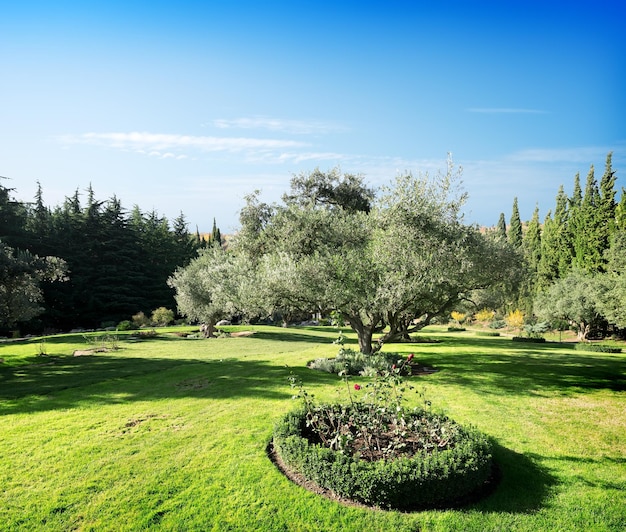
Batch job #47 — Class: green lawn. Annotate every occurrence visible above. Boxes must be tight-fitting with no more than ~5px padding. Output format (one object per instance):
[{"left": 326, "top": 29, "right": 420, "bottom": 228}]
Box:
[{"left": 1, "top": 326, "right": 625, "bottom": 531}]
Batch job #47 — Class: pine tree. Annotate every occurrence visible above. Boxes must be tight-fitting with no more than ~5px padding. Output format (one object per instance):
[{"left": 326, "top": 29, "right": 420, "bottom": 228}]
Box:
[{"left": 508, "top": 198, "right": 522, "bottom": 247}]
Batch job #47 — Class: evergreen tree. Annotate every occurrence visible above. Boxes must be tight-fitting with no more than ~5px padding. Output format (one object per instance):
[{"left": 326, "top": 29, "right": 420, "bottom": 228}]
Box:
[
  {"left": 211, "top": 217, "right": 222, "bottom": 247},
  {"left": 597, "top": 152, "right": 617, "bottom": 255},
  {"left": 508, "top": 198, "right": 522, "bottom": 247},
  {"left": 571, "top": 165, "right": 603, "bottom": 272},
  {"left": 495, "top": 212, "right": 507, "bottom": 240},
  {"left": 519, "top": 205, "right": 542, "bottom": 313}
]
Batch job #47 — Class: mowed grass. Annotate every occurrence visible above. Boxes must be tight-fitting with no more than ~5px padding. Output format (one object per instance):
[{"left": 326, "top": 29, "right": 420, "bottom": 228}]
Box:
[{"left": 1, "top": 326, "right": 625, "bottom": 531}]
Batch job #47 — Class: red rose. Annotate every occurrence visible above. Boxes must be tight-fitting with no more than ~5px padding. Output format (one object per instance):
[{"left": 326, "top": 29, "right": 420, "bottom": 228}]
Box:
[
  {"left": 354, "top": 384, "right": 361, "bottom": 390},
  {"left": 407, "top": 353, "right": 414, "bottom": 362}
]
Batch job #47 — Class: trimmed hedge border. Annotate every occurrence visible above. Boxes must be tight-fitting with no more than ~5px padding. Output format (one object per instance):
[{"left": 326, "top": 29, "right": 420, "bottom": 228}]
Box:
[
  {"left": 574, "top": 343, "right": 622, "bottom": 353},
  {"left": 476, "top": 331, "right": 500, "bottom": 337},
  {"left": 273, "top": 406, "right": 493, "bottom": 510},
  {"left": 447, "top": 327, "right": 466, "bottom": 332},
  {"left": 511, "top": 336, "right": 546, "bottom": 343}
]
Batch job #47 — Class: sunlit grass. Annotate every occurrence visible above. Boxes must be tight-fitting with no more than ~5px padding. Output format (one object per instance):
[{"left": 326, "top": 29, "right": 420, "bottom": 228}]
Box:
[{"left": 1, "top": 325, "right": 624, "bottom": 531}]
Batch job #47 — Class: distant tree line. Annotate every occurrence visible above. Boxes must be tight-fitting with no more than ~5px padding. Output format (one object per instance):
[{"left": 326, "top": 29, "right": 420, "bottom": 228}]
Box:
[
  {"left": 0, "top": 181, "right": 219, "bottom": 334},
  {"left": 492, "top": 152, "right": 625, "bottom": 339}
]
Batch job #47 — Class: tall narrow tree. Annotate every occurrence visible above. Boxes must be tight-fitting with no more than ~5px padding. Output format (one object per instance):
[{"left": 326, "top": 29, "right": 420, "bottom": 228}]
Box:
[{"left": 508, "top": 198, "right": 523, "bottom": 247}]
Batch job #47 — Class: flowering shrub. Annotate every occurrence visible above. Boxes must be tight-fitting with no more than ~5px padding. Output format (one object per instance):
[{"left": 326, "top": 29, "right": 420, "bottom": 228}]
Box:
[{"left": 275, "top": 349, "right": 494, "bottom": 509}]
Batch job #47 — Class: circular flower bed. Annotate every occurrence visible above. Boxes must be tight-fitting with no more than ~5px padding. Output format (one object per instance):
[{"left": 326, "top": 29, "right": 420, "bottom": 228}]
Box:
[{"left": 273, "top": 405, "right": 493, "bottom": 510}]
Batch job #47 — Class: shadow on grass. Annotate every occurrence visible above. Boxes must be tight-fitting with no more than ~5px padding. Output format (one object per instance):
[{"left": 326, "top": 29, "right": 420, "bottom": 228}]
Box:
[
  {"left": 412, "top": 336, "right": 626, "bottom": 396},
  {"left": 470, "top": 443, "right": 558, "bottom": 514},
  {"left": 0, "top": 353, "right": 335, "bottom": 416}
]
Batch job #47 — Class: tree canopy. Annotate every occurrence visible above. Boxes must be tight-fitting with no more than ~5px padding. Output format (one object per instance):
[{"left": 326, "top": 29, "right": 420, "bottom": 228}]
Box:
[{"left": 172, "top": 160, "right": 521, "bottom": 353}]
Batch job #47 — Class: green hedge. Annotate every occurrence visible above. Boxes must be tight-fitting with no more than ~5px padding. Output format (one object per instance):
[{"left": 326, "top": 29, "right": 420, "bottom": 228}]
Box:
[
  {"left": 574, "top": 343, "right": 622, "bottom": 353},
  {"left": 511, "top": 336, "right": 546, "bottom": 343},
  {"left": 476, "top": 331, "right": 500, "bottom": 337},
  {"left": 273, "top": 407, "right": 493, "bottom": 510}
]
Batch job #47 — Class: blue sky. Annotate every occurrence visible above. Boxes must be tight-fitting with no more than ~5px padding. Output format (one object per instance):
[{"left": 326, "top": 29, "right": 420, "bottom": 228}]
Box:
[{"left": 1, "top": 1, "right": 624, "bottom": 232}]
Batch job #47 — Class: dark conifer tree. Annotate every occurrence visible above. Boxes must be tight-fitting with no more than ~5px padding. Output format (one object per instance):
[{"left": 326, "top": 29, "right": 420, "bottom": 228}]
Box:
[
  {"left": 508, "top": 198, "right": 523, "bottom": 247},
  {"left": 495, "top": 212, "right": 507, "bottom": 240}
]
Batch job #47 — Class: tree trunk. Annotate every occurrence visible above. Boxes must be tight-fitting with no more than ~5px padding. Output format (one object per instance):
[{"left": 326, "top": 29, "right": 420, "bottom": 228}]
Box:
[
  {"left": 347, "top": 316, "right": 374, "bottom": 354},
  {"left": 202, "top": 319, "right": 216, "bottom": 338}
]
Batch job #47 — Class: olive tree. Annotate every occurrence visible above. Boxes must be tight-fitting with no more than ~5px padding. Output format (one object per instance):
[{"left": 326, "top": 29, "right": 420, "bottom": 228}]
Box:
[
  {"left": 171, "top": 160, "right": 520, "bottom": 353},
  {"left": 167, "top": 245, "right": 252, "bottom": 337},
  {"left": 0, "top": 241, "right": 67, "bottom": 330},
  {"left": 239, "top": 160, "right": 518, "bottom": 353},
  {"left": 534, "top": 270, "right": 606, "bottom": 341}
]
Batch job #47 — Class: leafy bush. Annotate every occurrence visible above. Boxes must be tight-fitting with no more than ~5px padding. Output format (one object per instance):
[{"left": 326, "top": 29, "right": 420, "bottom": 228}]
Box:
[
  {"left": 489, "top": 320, "right": 506, "bottom": 330},
  {"left": 450, "top": 311, "right": 467, "bottom": 324},
  {"left": 273, "top": 406, "right": 493, "bottom": 510},
  {"left": 474, "top": 308, "right": 495, "bottom": 322},
  {"left": 150, "top": 307, "right": 174, "bottom": 327},
  {"left": 524, "top": 321, "right": 550, "bottom": 339},
  {"left": 447, "top": 326, "right": 466, "bottom": 332},
  {"left": 116, "top": 320, "right": 137, "bottom": 331},
  {"left": 132, "top": 311, "right": 150, "bottom": 328},
  {"left": 476, "top": 331, "right": 500, "bottom": 337},
  {"left": 308, "top": 348, "right": 407, "bottom": 376},
  {"left": 574, "top": 343, "right": 622, "bottom": 353},
  {"left": 505, "top": 309, "right": 524, "bottom": 329}
]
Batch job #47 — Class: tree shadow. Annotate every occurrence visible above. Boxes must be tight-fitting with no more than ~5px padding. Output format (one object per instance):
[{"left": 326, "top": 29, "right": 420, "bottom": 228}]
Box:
[
  {"left": 467, "top": 443, "right": 558, "bottom": 513},
  {"left": 410, "top": 336, "right": 626, "bottom": 396},
  {"left": 0, "top": 353, "right": 335, "bottom": 416}
]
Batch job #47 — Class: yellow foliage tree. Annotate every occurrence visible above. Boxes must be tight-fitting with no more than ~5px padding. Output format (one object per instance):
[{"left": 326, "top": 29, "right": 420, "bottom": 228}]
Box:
[
  {"left": 505, "top": 309, "right": 524, "bottom": 329},
  {"left": 474, "top": 308, "right": 495, "bottom": 322},
  {"left": 450, "top": 311, "right": 466, "bottom": 324}
]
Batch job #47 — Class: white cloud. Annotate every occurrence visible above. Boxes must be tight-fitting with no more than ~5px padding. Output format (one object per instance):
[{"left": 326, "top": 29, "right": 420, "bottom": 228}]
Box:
[
  {"left": 57, "top": 131, "right": 309, "bottom": 160},
  {"left": 211, "top": 116, "right": 347, "bottom": 135},
  {"left": 466, "top": 108, "right": 547, "bottom": 114}
]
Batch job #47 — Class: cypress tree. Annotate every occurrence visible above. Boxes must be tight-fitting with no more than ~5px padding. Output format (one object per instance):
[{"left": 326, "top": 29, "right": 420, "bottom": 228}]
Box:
[
  {"left": 495, "top": 212, "right": 507, "bottom": 240},
  {"left": 571, "top": 165, "right": 603, "bottom": 272},
  {"left": 598, "top": 152, "right": 617, "bottom": 256},
  {"left": 508, "top": 198, "right": 523, "bottom": 247}
]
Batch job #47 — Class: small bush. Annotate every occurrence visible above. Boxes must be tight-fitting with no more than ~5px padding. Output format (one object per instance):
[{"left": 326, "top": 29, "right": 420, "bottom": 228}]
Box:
[
  {"left": 132, "top": 311, "right": 151, "bottom": 328},
  {"left": 151, "top": 307, "right": 174, "bottom": 327},
  {"left": 308, "top": 349, "right": 406, "bottom": 376},
  {"left": 489, "top": 320, "right": 506, "bottom": 330},
  {"left": 574, "top": 343, "right": 622, "bottom": 353},
  {"left": 447, "top": 326, "right": 466, "bottom": 332},
  {"left": 505, "top": 309, "right": 525, "bottom": 329},
  {"left": 476, "top": 331, "right": 500, "bottom": 337},
  {"left": 512, "top": 336, "right": 546, "bottom": 343},
  {"left": 117, "top": 320, "right": 137, "bottom": 331},
  {"left": 474, "top": 308, "right": 495, "bottom": 322}
]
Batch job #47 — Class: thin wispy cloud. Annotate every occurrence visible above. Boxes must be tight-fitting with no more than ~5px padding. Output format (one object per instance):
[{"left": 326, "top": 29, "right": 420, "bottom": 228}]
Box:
[
  {"left": 508, "top": 146, "right": 616, "bottom": 164},
  {"left": 57, "top": 132, "right": 308, "bottom": 159},
  {"left": 467, "top": 108, "right": 547, "bottom": 114},
  {"left": 211, "top": 117, "right": 347, "bottom": 135}
]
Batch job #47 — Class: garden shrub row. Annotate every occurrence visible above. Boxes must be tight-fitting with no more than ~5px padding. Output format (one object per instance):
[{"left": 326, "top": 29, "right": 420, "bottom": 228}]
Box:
[
  {"left": 273, "top": 407, "right": 493, "bottom": 510},
  {"left": 511, "top": 336, "right": 546, "bottom": 343},
  {"left": 475, "top": 331, "right": 500, "bottom": 337},
  {"left": 574, "top": 343, "right": 622, "bottom": 353}
]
